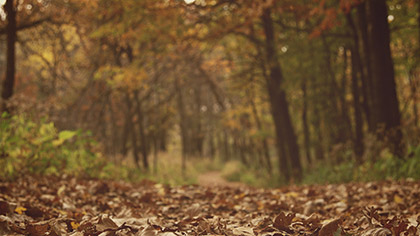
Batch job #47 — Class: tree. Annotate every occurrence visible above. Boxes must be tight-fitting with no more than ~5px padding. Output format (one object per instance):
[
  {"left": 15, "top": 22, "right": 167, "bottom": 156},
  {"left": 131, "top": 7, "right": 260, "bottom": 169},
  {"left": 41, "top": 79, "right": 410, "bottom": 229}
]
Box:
[
  {"left": 1, "top": 0, "right": 16, "bottom": 113},
  {"left": 1, "top": 0, "right": 50, "bottom": 112},
  {"left": 366, "top": 0, "right": 403, "bottom": 156},
  {"left": 261, "top": 8, "right": 302, "bottom": 180}
]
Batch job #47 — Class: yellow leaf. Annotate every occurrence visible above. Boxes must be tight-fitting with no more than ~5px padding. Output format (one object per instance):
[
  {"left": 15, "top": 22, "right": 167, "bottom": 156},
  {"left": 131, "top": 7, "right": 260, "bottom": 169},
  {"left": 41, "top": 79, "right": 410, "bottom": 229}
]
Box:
[
  {"left": 234, "top": 193, "right": 245, "bottom": 200},
  {"left": 257, "top": 201, "right": 264, "bottom": 210},
  {"left": 394, "top": 195, "right": 403, "bottom": 204},
  {"left": 71, "top": 222, "right": 80, "bottom": 230},
  {"left": 285, "top": 192, "right": 299, "bottom": 198},
  {"left": 52, "top": 139, "right": 64, "bottom": 147},
  {"left": 52, "top": 208, "right": 67, "bottom": 216},
  {"left": 15, "top": 206, "right": 27, "bottom": 214},
  {"left": 155, "top": 184, "right": 165, "bottom": 196}
]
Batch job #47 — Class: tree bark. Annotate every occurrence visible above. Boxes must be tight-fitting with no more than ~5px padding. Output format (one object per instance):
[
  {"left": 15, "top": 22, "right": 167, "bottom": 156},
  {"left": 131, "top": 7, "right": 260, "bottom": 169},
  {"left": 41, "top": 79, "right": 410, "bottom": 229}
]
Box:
[
  {"left": 134, "top": 91, "right": 149, "bottom": 170},
  {"left": 261, "top": 8, "right": 302, "bottom": 181},
  {"left": 346, "top": 12, "right": 365, "bottom": 161},
  {"left": 175, "top": 77, "right": 187, "bottom": 175},
  {"left": 124, "top": 94, "right": 141, "bottom": 169},
  {"left": 357, "top": 2, "right": 375, "bottom": 131},
  {"left": 321, "top": 35, "right": 351, "bottom": 145},
  {"left": 222, "top": 130, "right": 230, "bottom": 161},
  {"left": 121, "top": 107, "right": 131, "bottom": 156},
  {"left": 350, "top": 48, "right": 364, "bottom": 161},
  {"left": 301, "top": 78, "right": 312, "bottom": 165},
  {"left": 249, "top": 91, "right": 272, "bottom": 175},
  {"left": 1, "top": 0, "right": 17, "bottom": 113},
  {"left": 413, "top": 1, "right": 420, "bottom": 127},
  {"left": 367, "top": 0, "right": 403, "bottom": 156},
  {"left": 312, "top": 101, "right": 325, "bottom": 160},
  {"left": 193, "top": 84, "right": 204, "bottom": 157}
]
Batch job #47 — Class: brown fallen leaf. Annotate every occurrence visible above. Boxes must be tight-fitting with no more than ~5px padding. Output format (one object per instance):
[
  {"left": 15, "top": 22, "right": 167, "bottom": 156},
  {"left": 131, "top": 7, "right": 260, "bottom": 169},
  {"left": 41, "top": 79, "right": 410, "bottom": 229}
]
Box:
[
  {"left": 96, "top": 214, "right": 119, "bottom": 231},
  {"left": 50, "top": 219, "right": 69, "bottom": 236},
  {"left": 93, "top": 182, "right": 110, "bottom": 195},
  {"left": 0, "top": 215, "right": 13, "bottom": 234},
  {"left": 273, "top": 212, "right": 295, "bottom": 232},
  {"left": 0, "top": 201, "right": 10, "bottom": 215},
  {"left": 1, "top": 175, "right": 419, "bottom": 235},
  {"left": 360, "top": 227, "right": 392, "bottom": 236},
  {"left": 25, "top": 206, "right": 44, "bottom": 218},
  {"left": 26, "top": 221, "right": 49, "bottom": 236},
  {"left": 318, "top": 218, "right": 341, "bottom": 236},
  {"left": 232, "top": 226, "right": 254, "bottom": 235}
]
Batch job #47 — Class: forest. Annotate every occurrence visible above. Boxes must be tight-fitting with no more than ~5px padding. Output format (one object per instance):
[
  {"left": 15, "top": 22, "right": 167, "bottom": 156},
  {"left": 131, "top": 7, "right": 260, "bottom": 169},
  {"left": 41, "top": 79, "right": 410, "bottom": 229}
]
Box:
[{"left": 0, "top": 0, "right": 419, "bottom": 235}]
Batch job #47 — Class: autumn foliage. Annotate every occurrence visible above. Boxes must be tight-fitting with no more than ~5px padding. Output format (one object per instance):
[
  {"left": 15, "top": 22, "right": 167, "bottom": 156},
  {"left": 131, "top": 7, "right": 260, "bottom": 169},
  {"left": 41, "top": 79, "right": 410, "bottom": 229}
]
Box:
[{"left": 0, "top": 0, "right": 419, "bottom": 189}]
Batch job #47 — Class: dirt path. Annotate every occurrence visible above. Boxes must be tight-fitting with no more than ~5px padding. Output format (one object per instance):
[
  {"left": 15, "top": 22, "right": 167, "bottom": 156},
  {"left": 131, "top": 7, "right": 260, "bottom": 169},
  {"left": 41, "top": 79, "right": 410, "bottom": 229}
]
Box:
[{"left": 197, "top": 171, "right": 245, "bottom": 188}]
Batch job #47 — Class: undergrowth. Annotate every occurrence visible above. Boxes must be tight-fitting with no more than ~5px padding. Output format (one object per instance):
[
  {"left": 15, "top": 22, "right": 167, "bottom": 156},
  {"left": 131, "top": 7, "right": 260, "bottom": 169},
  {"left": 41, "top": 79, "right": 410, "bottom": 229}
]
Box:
[
  {"left": 218, "top": 145, "right": 420, "bottom": 187},
  {"left": 2, "top": 113, "right": 420, "bottom": 187},
  {"left": 0, "top": 113, "right": 213, "bottom": 185},
  {"left": 0, "top": 113, "right": 122, "bottom": 180},
  {"left": 302, "top": 145, "right": 420, "bottom": 185}
]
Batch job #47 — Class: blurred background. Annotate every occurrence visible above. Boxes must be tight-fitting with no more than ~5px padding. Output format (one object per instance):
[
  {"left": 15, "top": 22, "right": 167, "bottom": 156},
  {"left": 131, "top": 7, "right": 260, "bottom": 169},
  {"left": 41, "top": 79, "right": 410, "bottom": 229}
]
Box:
[{"left": 0, "top": 0, "right": 419, "bottom": 186}]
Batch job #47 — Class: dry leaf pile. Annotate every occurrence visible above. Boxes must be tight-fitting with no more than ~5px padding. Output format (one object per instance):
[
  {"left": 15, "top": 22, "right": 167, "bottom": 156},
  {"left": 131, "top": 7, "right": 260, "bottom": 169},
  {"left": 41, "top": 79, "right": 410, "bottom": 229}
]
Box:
[{"left": 0, "top": 176, "right": 419, "bottom": 235}]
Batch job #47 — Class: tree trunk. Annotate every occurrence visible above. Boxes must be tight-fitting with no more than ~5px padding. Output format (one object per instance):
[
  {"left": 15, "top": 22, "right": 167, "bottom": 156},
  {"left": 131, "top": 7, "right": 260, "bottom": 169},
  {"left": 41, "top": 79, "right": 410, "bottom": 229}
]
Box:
[
  {"left": 321, "top": 35, "right": 351, "bottom": 145},
  {"left": 1, "top": 0, "right": 17, "bottom": 113},
  {"left": 301, "top": 78, "right": 312, "bottom": 165},
  {"left": 134, "top": 91, "right": 149, "bottom": 170},
  {"left": 222, "top": 130, "right": 230, "bottom": 161},
  {"left": 413, "top": 1, "right": 420, "bottom": 127},
  {"left": 357, "top": 2, "right": 375, "bottom": 131},
  {"left": 124, "top": 94, "right": 141, "bottom": 169},
  {"left": 175, "top": 77, "right": 187, "bottom": 175},
  {"left": 346, "top": 12, "right": 365, "bottom": 161},
  {"left": 208, "top": 127, "right": 216, "bottom": 159},
  {"left": 193, "top": 84, "right": 204, "bottom": 157},
  {"left": 261, "top": 8, "right": 302, "bottom": 181},
  {"left": 350, "top": 48, "right": 364, "bottom": 161},
  {"left": 121, "top": 108, "right": 130, "bottom": 156},
  {"left": 108, "top": 95, "right": 119, "bottom": 156},
  {"left": 312, "top": 102, "right": 325, "bottom": 160},
  {"left": 367, "top": 0, "right": 403, "bottom": 156},
  {"left": 308, "top": 42, "right": 325, "bottom": 161},
  {"left": 153, "top": 135, "right": 158, "bottom": 174},
  {"left": 408, "top": 66, "right": 418, "bottom": 127},
  {"left": 249, "top": 92, "right": 272, "bottom": 175}
]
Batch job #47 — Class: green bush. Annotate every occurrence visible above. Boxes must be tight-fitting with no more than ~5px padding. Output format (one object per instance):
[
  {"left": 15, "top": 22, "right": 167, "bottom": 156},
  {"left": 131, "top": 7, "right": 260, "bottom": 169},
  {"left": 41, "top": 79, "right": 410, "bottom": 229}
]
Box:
[
  {"left": 370, "top": 145, "right": 420, "bottom": 180},
  {"left": 0, "top": 113, "right": 110, "bottom": 179},
  {"left": 302, "top": 161, "right": 356, "bottom": 185},
  {"left": 302, "top": 145, "right": 420, "bottom": 184}
]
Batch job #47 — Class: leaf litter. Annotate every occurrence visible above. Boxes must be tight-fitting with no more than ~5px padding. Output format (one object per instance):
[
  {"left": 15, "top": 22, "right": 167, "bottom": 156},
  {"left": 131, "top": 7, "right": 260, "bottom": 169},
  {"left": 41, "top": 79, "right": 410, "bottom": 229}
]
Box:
[{"left": 0, "top": 176, "right": 419, "bottom": 235}]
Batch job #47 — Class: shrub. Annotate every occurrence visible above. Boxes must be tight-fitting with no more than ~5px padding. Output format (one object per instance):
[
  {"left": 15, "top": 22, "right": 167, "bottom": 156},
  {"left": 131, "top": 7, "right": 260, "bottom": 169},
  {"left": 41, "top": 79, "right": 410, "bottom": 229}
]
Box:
[
  {"left": 0, "top": 113, "right": 108, "bottom": 179},
  {"left": 302, "top": 145, "right": 420, "bottom": 184}
]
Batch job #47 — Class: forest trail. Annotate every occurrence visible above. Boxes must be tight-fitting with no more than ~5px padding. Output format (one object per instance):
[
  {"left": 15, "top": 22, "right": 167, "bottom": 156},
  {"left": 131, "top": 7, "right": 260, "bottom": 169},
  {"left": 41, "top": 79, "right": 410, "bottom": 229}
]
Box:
[{"left": 197, "top": 171, "right": 245, "bottom": 188}]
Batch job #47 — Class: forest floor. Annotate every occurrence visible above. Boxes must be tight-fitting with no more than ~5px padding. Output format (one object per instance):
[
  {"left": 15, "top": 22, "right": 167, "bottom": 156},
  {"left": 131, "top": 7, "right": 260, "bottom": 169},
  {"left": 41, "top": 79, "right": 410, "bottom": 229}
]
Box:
[{"left": 0, "top": 175, "right": 419, "bottom": 235}]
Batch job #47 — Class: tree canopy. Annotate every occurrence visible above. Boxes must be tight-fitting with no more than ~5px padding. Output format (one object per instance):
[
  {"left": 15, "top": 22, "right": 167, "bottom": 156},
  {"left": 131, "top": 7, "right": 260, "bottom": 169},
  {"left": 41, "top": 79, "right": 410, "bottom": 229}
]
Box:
[{"left": 0, "top": 0, "right": 419, "bottom": 183}]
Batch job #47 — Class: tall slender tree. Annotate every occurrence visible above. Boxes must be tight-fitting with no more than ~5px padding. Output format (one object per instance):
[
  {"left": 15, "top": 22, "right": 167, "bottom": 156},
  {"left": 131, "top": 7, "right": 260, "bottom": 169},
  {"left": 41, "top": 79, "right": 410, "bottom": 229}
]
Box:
[
  {"left": 1, "top": 0, "right": 16, "bottom": 113},
  {"left": 261, "top": 8, "right": 302, "bottom": 181}
]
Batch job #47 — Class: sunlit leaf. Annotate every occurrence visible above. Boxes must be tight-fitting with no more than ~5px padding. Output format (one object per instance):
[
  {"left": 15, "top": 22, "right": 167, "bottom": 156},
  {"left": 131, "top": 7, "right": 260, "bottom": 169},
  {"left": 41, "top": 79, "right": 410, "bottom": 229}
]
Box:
[
  {"left": 58, "top": 130, "right": 77, "bottom": 141},
  {"left": 15, "top": 206, "right": 27, "bottom": 214}
]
